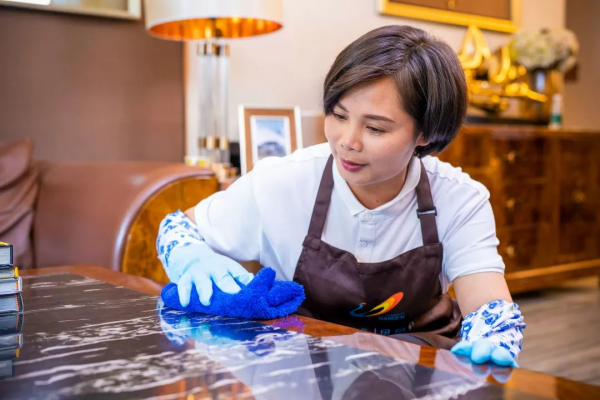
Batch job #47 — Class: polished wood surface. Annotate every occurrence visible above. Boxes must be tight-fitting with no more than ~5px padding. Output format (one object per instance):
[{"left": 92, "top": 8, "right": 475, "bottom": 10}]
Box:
[
  {"left": 21, "top": 265, "right": 163, "bottom": 295},
  {"left": 439, "top": 124, "right": 600, "bottom": 293},
  {"left": 20, "top": 266, "right": 600, "bottom": 399},
  {"left": 121, "top": 176, "right": 219, "bottom": 284}
]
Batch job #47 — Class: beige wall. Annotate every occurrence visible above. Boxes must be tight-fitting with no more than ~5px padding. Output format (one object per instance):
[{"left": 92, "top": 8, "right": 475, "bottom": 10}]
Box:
[
  {"left": 191, "top": 0, "right": 566, "bottom": 145},
  {"left": 564, "top": 0, "right": 600, "bottom": 130}
]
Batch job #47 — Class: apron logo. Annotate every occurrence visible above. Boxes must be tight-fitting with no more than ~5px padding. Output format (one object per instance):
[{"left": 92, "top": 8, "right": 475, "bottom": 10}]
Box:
[{"left": 350, "top": 292, "right": 404, "bottom": 317}]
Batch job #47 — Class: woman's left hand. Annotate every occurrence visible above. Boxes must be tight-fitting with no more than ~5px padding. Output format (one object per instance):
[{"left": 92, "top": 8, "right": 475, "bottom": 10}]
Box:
[
  {"left": 451, "top": 299, "right": 526, "bottom": 369},
  {"left": 451, "top": 335, "right": 518, "bottom": 367}
]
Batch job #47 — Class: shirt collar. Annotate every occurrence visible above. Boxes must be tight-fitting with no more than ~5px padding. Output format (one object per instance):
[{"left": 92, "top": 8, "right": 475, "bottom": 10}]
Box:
[{"left": 331, "top": 156, "right": 422, "bottom": 217}]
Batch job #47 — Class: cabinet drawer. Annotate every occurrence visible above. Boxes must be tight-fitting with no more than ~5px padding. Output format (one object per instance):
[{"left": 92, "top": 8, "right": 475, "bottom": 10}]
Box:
[
  {"left": 491, "top": 138, "right": 548, "bottom": 179},
  {"left": 497, "top": 228, "right": 545, "bottom": 273},
  {"left": 559, "top": 185, "right": 597, "bottom": 225},
  {"left": 440, "top": 133, "right": 489, "bottom": 168},
  {"left": 557, "top": 222, "right": 598, "bottom": 263},
  {"left": 559, "top": 139, "right": 597, "bottom": 177},
  {"left": 493, "top": 184, "right": 548, "bottom": 227}
]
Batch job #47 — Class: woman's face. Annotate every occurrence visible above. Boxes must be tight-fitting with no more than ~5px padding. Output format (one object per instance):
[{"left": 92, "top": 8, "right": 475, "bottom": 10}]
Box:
[{"left": 325, "top": 77, "right": 427, "bottom": 188}]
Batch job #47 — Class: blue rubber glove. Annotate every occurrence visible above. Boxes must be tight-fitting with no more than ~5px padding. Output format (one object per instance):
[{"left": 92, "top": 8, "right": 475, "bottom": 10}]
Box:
[
  {"left": 168, "top": 242, "right": 255, "bottom": 307},
  {"left": 156, "top": 210, "right": 255, "bottom": 308},
  {"left": 449, "top": 346, "right": 515, "bottom": 384},
  {"left": 451, "top": 338, "right": 518, "bottom": 368},
  {"left": 451, "top": 299, "right": 525, "bottom": 370}
]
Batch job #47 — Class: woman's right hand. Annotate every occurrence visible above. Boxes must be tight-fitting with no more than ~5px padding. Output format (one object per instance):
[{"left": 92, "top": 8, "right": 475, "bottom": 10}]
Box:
[{"left": 169, "top": 243, "right": 255, "bottom": 307}]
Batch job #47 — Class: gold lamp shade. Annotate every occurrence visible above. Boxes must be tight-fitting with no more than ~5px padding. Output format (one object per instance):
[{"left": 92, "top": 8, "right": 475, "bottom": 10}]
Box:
[{"left": 144, "top": 0, "right": 283, "bottom": 41}]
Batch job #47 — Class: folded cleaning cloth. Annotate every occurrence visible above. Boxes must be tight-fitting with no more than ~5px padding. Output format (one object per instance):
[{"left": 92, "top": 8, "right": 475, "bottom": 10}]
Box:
[{"left": 161, "top": 267, "right": 306, "bottom": 320}]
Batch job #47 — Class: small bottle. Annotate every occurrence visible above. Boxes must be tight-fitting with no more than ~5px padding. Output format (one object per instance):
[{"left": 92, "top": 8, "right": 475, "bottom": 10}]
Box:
[
  {"left": 197, "top": 136, "right": 211, "bottom": 168},
  {"left": 206, "top": 136, "right": 219, "bottom": 165},
  {"left": 219, "top": 136, "right": 230, "bottom": 164},
  {"left": 184, "top": 155, "right": 198, "bottom": 166},
  {"left": 549, "top": 93, "right": 563, "bottom": 130}
]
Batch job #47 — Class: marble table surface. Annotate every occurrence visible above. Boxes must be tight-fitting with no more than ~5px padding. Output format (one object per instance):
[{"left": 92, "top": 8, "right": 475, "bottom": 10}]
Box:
[{"left": 0, "top": 267, "right": 598, "bottom": 399}]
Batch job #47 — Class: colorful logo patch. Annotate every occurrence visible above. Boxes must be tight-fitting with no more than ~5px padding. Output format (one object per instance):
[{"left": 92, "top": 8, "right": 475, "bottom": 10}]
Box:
[{"left": 350, "top": 292, "right": 404, "bottom": 318}]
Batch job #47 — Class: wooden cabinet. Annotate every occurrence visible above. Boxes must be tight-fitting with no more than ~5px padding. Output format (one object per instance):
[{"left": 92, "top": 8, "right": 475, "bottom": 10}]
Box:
[{"left": 439, "top": 125, "right": 600, "bottom": 293}]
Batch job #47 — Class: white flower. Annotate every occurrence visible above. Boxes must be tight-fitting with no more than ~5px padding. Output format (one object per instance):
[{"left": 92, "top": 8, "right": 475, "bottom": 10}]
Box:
[{"left": 509, "top": 28, "right": 579, "bottom": 72}]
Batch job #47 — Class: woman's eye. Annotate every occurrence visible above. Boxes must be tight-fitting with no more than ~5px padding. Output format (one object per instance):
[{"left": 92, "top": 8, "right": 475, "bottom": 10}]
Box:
[
  {"left": 333, "top": 113, "right": 346, "bottom": 121},
  {"left": 367, "top": 126, "right": 385, "bottom": 134}
]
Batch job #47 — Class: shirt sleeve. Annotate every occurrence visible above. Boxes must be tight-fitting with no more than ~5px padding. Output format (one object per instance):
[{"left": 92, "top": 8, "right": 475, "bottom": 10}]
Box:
[
  {"left": 441, "top": 186, "right": 505, "bottom": 290},
  {"left": 194, "top": 170, "right": 262, "bottom": 263}
]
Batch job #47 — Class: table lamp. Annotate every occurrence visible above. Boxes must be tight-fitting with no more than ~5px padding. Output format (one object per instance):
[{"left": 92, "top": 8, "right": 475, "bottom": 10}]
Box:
[{"left": 144, "top": 0, "right": 283, "bottom": 174}]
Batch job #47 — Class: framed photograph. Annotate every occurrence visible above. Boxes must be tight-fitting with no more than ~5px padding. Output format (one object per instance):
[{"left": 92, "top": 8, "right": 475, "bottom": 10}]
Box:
[
  {"left": 238, "top": 106, "right": 303, "bottom": 175},
  {"left": 0, "top": 0, "right": 141, "bottom": 20},
  {"left": 378, "top": 0, "right": 520, "bottom": 33}
]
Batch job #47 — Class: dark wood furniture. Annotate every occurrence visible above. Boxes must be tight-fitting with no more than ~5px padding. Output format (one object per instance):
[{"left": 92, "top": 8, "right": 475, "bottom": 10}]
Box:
[
  {"left": 439, "top": 125, "right": 600, "bottom": 293},
  {"left": 4, "top": 266, "right": 598, "bottom": 399}
]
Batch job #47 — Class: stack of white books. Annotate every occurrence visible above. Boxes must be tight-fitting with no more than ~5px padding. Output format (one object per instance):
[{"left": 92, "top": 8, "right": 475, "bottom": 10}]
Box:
[{"left": 0, "top": 242, "right": 23, "bottom": 380}]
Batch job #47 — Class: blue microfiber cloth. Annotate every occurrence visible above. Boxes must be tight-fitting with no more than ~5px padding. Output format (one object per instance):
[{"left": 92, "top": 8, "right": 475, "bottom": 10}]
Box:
[{"left": 161, "top": 267, "right": 305, "bottom": 320}]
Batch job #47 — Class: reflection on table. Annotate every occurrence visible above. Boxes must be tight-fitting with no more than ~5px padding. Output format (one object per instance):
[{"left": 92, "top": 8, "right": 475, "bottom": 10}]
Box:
[{"left": 1, "top": 267, "right": 597, "bottom": 399}]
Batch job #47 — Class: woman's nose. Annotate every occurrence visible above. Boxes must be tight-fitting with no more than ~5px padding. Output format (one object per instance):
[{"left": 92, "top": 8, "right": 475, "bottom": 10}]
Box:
[{"left": 340, "top": 125, "right": 363, "bottom": 152}]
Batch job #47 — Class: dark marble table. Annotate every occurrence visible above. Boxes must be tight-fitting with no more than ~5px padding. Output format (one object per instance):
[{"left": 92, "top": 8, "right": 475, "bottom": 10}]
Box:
[{"left": 0, "top": 266, "right": 598, "bottom": 399}]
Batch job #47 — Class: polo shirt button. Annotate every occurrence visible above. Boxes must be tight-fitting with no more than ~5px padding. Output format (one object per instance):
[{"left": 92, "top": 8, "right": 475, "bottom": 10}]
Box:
[
  {"left": 365, "top": 213, "right": 372, "bottom": 220},
  {"left": 360, "top": 241, "right": 368, "bottom": 247}
]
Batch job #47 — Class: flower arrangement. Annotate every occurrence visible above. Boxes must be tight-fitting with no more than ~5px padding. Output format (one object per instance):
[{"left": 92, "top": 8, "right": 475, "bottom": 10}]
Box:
[{"left": 509, "top": 28, "right": 579, "bottom": 73}]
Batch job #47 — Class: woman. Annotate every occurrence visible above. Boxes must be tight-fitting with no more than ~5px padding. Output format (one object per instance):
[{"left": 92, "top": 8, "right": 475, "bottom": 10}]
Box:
[{"left": 157, "top": 25, "right": 525, "bottom": 367}]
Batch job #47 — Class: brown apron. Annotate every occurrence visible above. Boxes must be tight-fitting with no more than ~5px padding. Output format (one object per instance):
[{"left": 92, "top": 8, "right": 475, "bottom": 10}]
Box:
[{"left": 294, "top": 155, "right": 462, "bottom": 349}]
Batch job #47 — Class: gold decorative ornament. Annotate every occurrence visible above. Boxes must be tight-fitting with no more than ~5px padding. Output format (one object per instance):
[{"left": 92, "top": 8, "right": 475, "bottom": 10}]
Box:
[{"left": 457, "top": 25, "right": 547, "bottom": 115}]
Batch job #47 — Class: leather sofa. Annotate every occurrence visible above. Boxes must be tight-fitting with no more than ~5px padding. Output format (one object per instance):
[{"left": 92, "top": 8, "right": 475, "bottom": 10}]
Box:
[{"left": 0, "top": 139, "right": 218, "bottom": 284}]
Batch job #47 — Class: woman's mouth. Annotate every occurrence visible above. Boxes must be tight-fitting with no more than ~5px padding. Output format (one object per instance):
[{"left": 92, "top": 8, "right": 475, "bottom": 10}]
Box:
[{"left": 340, "top": 158, "right": 367, "bottom": 172}]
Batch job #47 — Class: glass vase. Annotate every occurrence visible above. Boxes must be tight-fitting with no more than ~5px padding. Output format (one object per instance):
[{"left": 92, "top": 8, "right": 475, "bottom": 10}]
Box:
[{"left": 520, "top": 68, "right": 564, "bottom": 123}]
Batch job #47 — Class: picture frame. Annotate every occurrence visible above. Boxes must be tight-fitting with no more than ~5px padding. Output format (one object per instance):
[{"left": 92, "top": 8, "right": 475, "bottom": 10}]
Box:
[
  {"left": 238, "top": 106, "right": 303, "bottom": 175},
  {"left": 378, "top": 0, "right": 521, "bottom": 33},
  {"left": 0, "top": 0, "right": 141, "bottom": 20}
]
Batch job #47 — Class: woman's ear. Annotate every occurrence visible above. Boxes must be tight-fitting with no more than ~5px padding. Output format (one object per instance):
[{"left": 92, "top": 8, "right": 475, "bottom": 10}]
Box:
[
  {"left": 414, "top": 133, "right": 430, "bottom": 158},
  {"left": 416, "top": 133, "right": 429, "bottom": 147}
]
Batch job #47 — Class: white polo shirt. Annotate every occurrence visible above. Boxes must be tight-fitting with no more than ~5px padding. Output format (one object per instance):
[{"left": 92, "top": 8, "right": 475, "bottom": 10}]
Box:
[{"left": 194, "top": 143, "right": 504, "bottom": 292}]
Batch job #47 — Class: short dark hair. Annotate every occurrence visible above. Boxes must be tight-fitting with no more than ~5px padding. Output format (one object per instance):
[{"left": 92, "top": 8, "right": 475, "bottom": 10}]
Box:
[{"left": 323, "top": 25, "right": 468, "bottom": 157}]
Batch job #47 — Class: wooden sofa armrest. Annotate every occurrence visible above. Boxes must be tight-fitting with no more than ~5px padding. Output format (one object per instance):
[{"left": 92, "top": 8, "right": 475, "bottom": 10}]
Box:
[{"left": 121, "top": 172, "right": 219, "bottom": 283}]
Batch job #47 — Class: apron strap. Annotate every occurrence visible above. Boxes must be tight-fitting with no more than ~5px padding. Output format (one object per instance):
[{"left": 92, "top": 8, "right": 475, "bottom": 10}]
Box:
[
  {"left": 307, "top": 155, "right": 335, "bottom": 239},
  {"left": 416, "top": 160, "right": 439, "bottom": 245},
  {"left": 307, "top": 155, "right": 439, "bottom": 245}
]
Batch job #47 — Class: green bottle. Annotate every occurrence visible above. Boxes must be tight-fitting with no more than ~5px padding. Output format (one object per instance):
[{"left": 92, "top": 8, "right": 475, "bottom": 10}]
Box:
[{"left": 549, "top": 93, "right": 563, "bottom": 130}]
